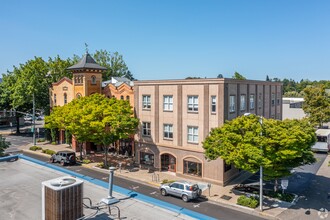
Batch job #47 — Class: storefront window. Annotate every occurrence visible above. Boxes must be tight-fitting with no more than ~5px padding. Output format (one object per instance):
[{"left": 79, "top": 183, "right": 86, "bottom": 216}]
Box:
[
  {"left": 183, "top": 160, "right": 202, "bottom": 177},
  {"left": 140, "top": 152, "right": 154, "bottom": 166}
]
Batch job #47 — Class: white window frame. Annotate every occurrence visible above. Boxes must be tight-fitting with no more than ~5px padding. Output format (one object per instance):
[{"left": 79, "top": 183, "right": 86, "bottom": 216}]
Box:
[
  {"left": 249, "top": 94, "right": 255, "bottom": 109},
  {"left": 240, "top": 95, "right": 246, "bottom": 111},
  {"left": 142, "top": 95, "right": 151, "bottom": 109},
  {"left": 163, "top": 124, "right": 173, "bottom": 139},
  {"left": 142, "top": 122, "right": 151, "bottom": 136},
  {"left": 187, "top": 126, "right": 198, "bottom": 143},
  {"left": 187, "top": 96, "right": 198, "bottom": 112},
  {"left": 163, "top": 95, "right": 173, "bottom": 111},
  {"left": 211, "top": 96, "right": 216, "bottom": 113},
  {"left": 229, "top": 95, "right": 235, "bottom": 113}
]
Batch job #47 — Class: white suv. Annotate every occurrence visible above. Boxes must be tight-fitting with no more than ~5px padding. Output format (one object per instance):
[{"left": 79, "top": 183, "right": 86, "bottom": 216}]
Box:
[{"left": 159, "top": 180, "right": 202, "bottom": 202}]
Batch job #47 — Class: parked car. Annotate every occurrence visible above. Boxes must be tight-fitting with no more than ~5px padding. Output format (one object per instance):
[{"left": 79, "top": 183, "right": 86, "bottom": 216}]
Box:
[
  {"left": 24, "top": 115, "right": 33, "bottom": 121},
  {"left": 50, "top": 151, "right": 76, "bottom": 166},
  {"left": 159, "top": 180, "right": 202, "bottom": 202}
]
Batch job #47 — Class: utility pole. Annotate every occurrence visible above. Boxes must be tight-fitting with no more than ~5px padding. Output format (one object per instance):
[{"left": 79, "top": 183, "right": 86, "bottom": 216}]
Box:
[{"left": 33, "top": 93, "right": 36, "bottom": 145}]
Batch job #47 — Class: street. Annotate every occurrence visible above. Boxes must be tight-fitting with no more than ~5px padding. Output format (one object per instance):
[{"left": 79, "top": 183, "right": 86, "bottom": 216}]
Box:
[{"left": 3, "top": 133, "right": 265, "bottom": 220}]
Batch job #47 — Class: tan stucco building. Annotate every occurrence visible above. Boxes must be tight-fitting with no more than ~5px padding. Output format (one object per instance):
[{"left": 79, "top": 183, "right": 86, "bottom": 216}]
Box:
[{"left": 134, "top": 78, "right": 282, "bottom": 185}]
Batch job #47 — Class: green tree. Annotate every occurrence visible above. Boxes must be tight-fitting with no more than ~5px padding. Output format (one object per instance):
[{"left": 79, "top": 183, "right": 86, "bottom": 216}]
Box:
[
  {"left": 217, "top": 74, "right": 224, "bottom": 78},
  {"left": 93, "top": 50, "right": 133, "bottom": 81},
  {"left": 203, "top": 115, "right": 316, "bottom": 190},
  {"left": 81, "top": 94, "right": 139, "bottom": 167},
  {"left": 0, "top": 134, "right": 10, "bottom": 156},
  {"left": 266, "top": 75, "right": 270, "bottom": 81},
  {"left": 232, "top": 72, "right": 246, "bottom": 80},
  {"left": 303, "top": 85, "right": 330, "bottom": 127}
]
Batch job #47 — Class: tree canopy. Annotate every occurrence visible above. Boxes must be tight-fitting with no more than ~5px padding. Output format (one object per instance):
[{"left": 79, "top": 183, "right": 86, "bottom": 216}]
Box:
[
  {"left": 232, "top": 72, "right": 246, "bottom": 80},
  {"left": 203, "top": 115, "right": 316, "bottom": 181},
  {"left": 93, "top": 50, "right": 135, "bottom": 81},
  {"left": 45, "top": 94, "right": 139, "bottom": 165},
  {"left": 302, "top": 85, "right": 330, "bottom": 127}
]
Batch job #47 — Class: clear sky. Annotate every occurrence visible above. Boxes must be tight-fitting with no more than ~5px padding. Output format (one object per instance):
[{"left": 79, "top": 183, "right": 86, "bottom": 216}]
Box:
[{"left": 1, "top": 0, "right": 329, "bottom": 81}]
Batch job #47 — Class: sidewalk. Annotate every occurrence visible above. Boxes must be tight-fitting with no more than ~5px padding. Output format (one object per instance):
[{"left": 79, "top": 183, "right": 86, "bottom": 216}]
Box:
[{"left": 18, "top": 141, "right": 305, "bottom": 220}]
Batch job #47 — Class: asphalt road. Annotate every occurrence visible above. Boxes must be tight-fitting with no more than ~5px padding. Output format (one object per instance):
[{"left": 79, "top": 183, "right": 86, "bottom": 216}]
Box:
[
  {"left": 3, "top": 133, "right": 265, "bottom": 220},
  {"left": 23, "top": 151, "right": 264, "bottom": 220}
]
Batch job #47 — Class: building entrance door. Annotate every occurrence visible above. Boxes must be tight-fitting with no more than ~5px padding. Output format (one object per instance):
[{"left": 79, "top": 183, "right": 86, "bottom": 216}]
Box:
[{"left": 161, "top": 154, "right": 176, "bottom": 172}]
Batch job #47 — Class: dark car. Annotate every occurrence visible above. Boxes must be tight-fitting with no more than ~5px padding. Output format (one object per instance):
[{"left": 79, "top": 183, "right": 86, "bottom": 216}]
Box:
[
  {"left": 50, "top": 151, "right": 76, "bottom": 166},
  {"left": 159, "top": 180, "right": 202, "bottom": 202}
]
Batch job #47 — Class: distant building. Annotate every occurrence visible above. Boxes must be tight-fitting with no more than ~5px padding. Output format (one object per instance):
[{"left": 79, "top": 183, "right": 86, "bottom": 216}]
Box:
[
  {"left": 282, "top": 97, "right": 306, "bottom": 120},
  {"left": 134, "top": 78, "right": 282, "bottom": 185}
]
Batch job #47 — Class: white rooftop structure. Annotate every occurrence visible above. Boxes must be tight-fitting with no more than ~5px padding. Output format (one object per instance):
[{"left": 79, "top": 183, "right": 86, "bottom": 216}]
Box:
[{"left": 282, "top": 97, "right": 306, "bottom": 120}]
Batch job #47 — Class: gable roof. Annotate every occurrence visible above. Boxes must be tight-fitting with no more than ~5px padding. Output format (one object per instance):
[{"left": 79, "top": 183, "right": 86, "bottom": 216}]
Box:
[
  {"left": 51, "top": 77, "right": 73, "bottom": 86},
  {"left": 67, "top": 53, "right": 107, "bottom": 71}
]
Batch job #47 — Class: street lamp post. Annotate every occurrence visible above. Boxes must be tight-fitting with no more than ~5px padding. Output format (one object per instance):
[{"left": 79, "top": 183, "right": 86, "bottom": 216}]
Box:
[
  {"left": 244, "top": 113, "right": 263, "bottom": 211},
  {"left": 33, "top": 93, "right": 36, "bottom": 146}
]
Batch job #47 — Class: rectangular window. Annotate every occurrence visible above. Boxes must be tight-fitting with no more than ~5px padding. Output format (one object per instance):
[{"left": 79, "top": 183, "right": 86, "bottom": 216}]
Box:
[
  {"left": 187, "top": 126, "right": 198, "bottom": 143},
  {"left": 142, "top": 95, "right": 151, "bottom": 109},
  {"left": 142, "top": 122, "right": 151, "bottom": 136},
  {"left": 277, "top": 93, "right": 280, "bottom": 105},
  {"left": 187, "top": 96, "right": 198, "bottom": 112},
  {"left": 229, "top": 95, "right": 235, "bottom": 113},
  {"left": 258, "top": 93, "right": 262, "bottom": 109},
  {"left": 271, "top": 93, "right": 275, "bottom": 106},
  {"left": 163, "top": 95, "right": 173, "bottom": 111},
  {"left": 54, "top": 94, "right": 57, "bottom": 105},
  {"left": 249, "top": 94, "right": 255, "bottom": 110},
  {"left": 211, "top": 96, "right": 216, "bottom": 113},
  {"left": 163, "top": 124, "right": 173, "bottom": 139},
  {"left": 240, "top": 95, "right": 246, "bottom": 111}
]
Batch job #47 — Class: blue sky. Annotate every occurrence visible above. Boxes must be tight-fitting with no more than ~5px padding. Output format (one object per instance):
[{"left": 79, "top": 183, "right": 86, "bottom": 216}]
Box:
[{"left": 1, "top": 0, "right": 329, "bottom": 81}]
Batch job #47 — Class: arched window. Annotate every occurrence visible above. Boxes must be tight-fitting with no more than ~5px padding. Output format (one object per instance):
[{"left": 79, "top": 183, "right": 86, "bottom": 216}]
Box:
[
  {"left": 91, "top": 75, "right": 96, "bottom": 84},
  {"left": 76, "top": 93, "right": 82, "bottom": 99},
  {"left": 64, "top": 93, "right": 67, "bottom": 104},
  {"left": 120, "top": 95, "right": 124, "bottom": 100},
  {"left": 126, "top": 96, "right": 130, "bottom": 100},
  {"left": 54, "top": 94, "right": 57, "bottom": 105}
]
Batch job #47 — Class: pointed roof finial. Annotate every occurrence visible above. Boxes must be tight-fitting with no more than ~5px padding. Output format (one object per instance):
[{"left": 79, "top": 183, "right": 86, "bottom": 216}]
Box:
[{"left": 85, "top": 43, "right": 89, "bottom": 54}]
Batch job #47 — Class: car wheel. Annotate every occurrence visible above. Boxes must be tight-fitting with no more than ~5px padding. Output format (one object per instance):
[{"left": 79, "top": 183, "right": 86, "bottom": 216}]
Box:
[
  {"left": 182, "top": 194, "right": 189, "bottom": 202},
  {"left": 160, "top": 189, "right": 167, "bottom": 196},
  {"left": 60, "top": 160, "right": 65, "bottom": 166}
]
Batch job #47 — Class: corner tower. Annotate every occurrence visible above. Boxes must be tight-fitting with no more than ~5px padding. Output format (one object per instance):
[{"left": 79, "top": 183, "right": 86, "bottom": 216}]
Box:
[{"left": 67, "top": 53, "right": 107, "bottom": 98}]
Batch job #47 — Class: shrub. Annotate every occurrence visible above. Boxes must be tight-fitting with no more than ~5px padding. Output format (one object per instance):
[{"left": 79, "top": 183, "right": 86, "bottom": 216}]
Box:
[
  {"left": 82, "top": 159, "right": 91, "bottom": 164},
  {"left": 37, "top": 138, "right": 45, "bottom": 142},
  {"left": 42, "top": 149, "right": 56, "bottom": 155},
  {"left": 51, "top": 142, "right": 56, "bottom": 145},
  {"left": 29, "top": 146, "right": 42, "bottom": 151},
  {"left": 266, "top": 191, "right": 295, "bottom": 203},
  {"left": 237, "top": 195, "right": 259, "bottom": 208},
  {"left": 161, "top": 179, "right": 176, "bottom": 184}
]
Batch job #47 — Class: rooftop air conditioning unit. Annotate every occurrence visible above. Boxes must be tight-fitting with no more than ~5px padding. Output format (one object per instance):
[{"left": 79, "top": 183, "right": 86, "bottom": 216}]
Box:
[{"left": 42, "top": 176, "right": 83, "bottom": 220}]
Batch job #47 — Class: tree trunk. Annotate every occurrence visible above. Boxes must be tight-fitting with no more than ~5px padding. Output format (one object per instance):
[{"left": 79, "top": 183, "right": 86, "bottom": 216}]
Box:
[
  {"left": 79, "top": 142, "right": 83, "bottom": 161},
  {"left": 16, "top": 115, "right": 20, "bottom": 134},
  {"left": 104, "top": 144, "right": 108, "bottom": 168},
  {"left": 274, "top": 179, "right": 278, "bottom": 192}
]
